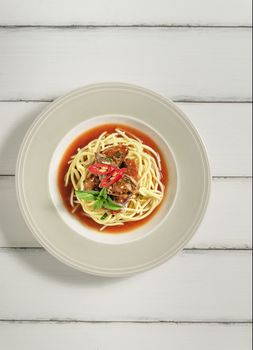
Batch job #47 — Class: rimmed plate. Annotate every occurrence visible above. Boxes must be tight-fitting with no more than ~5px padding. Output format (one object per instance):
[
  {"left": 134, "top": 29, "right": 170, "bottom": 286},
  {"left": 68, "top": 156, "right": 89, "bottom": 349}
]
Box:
[
  {"left": 49, "top": 113, "right": 178, "bottom": 245},
  {"left": 16, "top": 83, "right": 211, "bottom": 277}
]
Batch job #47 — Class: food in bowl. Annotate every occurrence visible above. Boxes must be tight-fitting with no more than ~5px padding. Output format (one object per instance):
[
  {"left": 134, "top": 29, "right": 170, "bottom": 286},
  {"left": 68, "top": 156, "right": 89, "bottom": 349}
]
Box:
[{"left": 58, "top": 124, "right": 168, "bottom": 232}]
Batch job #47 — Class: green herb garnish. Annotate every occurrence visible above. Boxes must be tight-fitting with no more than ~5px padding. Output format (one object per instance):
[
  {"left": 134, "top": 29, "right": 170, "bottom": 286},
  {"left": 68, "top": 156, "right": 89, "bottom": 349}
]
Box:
[
  {"left": 75, "top": 191, "right": 97, "bottom": 201},
  {"left": 103, "top": 196, "right": 122, "bottom": 210},
  {"left": 83, "top": 190, "right": 100, "bottom": 195},
  {"left": 99, "top": 187, "right": 107, "bottom": 200},
  {"left": 93, "top": 198, "right": 104, "bottom": 210},
  {"left": 100, "top": 213, "right": 108, "bottom": 220},
  {"left": 75, "top": 188, "right": 122, "bottom": 212}
]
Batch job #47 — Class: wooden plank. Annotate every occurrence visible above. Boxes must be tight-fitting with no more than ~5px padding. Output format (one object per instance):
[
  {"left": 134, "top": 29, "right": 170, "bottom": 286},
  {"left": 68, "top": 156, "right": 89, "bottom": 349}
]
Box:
[
  {"left": 188, "top": 178, "right": 252, "bottom": 249},
  {"left": 0, "top": 102, "right": 45, "bottom": 175},
  {"left": 0, "top": 250, "right": 251, "bottom": 321},
  {"left": 0, "top": 176, "right": 251, "bottom": 248},
  {"left": 0, "top": 0, "right": 251, "bottom": 26},
  {"left": 0, "top": 322, "right": 251, "bottom": 350},
  {"left": 0, "top": 28, "right": 251, "bottom": 101},
  {"left": 0, "top": 102, "right": 251, "bottom": 176},
  {"left": 178, "top": 103, "right": 252, "bottom": 177}
]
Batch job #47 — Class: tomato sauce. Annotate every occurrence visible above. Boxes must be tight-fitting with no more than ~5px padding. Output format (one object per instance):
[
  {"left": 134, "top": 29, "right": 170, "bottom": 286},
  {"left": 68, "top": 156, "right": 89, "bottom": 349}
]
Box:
[{"left": 58, "top": 124, "right": 168, "bottom": 233}]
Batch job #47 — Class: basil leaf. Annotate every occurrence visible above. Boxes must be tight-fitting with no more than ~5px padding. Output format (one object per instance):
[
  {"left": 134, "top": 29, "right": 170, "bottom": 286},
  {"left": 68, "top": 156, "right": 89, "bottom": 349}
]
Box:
[
  {"left": 107, "top": 196, "right": 120, "bottom": 205},
  {"left": 84, "top": 190, "right": 99, "bottom": 195},
  {"left": 99, "top": 188, "right": 107, "bottom": 199},
  {"left": 76, "top": 191, "right": 96, "bottom": 201},
  {"left": 100, "top": 213, "right": 108, "bottom": 220},
  {"left": 93, "top": 199, "right": 104, "bottom": 209},
  {"left": 103, "top": 199, "right": 122, "bottom": 210}
]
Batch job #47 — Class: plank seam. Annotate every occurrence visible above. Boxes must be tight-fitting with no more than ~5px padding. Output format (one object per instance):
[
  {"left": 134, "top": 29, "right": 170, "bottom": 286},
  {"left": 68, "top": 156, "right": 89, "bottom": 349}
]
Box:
[
  {"left": 0, "top": 25, "right": 252, "bottom": 29},
  {"left": 0, "top": 320, "right": 251, "bottom": 324},
  {"left": 192, "top": 248, "right": 253, "bottom": 250}
]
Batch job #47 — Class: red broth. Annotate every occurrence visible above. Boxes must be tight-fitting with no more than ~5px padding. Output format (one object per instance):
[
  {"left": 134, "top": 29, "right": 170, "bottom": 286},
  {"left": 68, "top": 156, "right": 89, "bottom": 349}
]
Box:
[{"left": 58, "top": 124, "right": 168, "bottom": 233}]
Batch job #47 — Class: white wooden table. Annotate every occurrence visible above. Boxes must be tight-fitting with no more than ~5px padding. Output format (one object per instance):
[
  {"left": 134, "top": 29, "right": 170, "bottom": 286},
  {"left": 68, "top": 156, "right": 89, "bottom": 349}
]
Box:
[{"left": 0, "top": 1, "right": 252, "bottom": 349}]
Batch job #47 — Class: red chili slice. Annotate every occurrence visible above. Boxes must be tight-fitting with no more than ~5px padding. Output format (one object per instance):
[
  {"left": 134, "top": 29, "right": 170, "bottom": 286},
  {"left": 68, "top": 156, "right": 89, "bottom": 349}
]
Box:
[
  {"left": 87, "top": 163, "right": 115, "bottom": 175},
  {"left": 99, "top": 168, "right": 127, "bottom": 188}
]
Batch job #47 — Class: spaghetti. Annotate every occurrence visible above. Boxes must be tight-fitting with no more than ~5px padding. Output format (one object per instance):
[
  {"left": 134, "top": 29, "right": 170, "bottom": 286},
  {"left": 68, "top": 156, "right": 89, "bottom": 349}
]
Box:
[{"left": 64, "top": 128, "right": 165, "bottom": 230}]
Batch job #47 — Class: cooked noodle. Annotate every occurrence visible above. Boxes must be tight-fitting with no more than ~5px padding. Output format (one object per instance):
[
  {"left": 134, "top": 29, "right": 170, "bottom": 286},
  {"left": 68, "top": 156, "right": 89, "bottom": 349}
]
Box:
[{"left": 64, "top": 129, "right": 164, "bottom": 229}]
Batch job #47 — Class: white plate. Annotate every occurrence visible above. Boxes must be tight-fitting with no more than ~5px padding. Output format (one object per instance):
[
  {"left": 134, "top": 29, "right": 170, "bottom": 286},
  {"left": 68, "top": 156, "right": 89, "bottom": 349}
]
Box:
[
  {"left": 16, "top": 83, "right": 211, "bottom": 277},
  {"left": 49, "top": 114, "right": 178, "bottom": 245}
]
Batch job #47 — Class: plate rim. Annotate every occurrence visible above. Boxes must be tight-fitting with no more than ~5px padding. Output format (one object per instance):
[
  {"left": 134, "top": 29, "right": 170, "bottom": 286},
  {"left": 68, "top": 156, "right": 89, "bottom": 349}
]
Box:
[{"left": 16, "top": 82, "right": 211, "bottom": 276}]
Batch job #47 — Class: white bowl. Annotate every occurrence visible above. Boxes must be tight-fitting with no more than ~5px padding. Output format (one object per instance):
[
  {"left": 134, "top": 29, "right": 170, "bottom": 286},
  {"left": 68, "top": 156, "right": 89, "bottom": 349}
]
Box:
[
  {"left": 16, "top": 83, "right": 211, "bottom": 276},
  {"left": 49, "top": 114, "right": 178, "bottom": 244}
]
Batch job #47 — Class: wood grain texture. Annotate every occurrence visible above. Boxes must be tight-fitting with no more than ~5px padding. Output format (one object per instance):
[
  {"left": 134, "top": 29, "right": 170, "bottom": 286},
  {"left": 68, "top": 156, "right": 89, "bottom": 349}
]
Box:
[
  {"left": 0, "top": 176, "right": 251, "bottom": 248},
  {"left": 0, "top": 249, "right": 251, "bottom": 321},
  {"left": 0, "top": 0, "right": 251, "bottom": 26},
  {"left": 0, "top": 2, "right": 251, "bottom": 345},
  {"left": 0, "top": 102, "right": 251, "bottom": 176},
  {"left": 0, "top": 322, "right": 251, "bottom": 350},
  {"left": 0, "top": 28, "right": 251, "bottom": 101}
]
